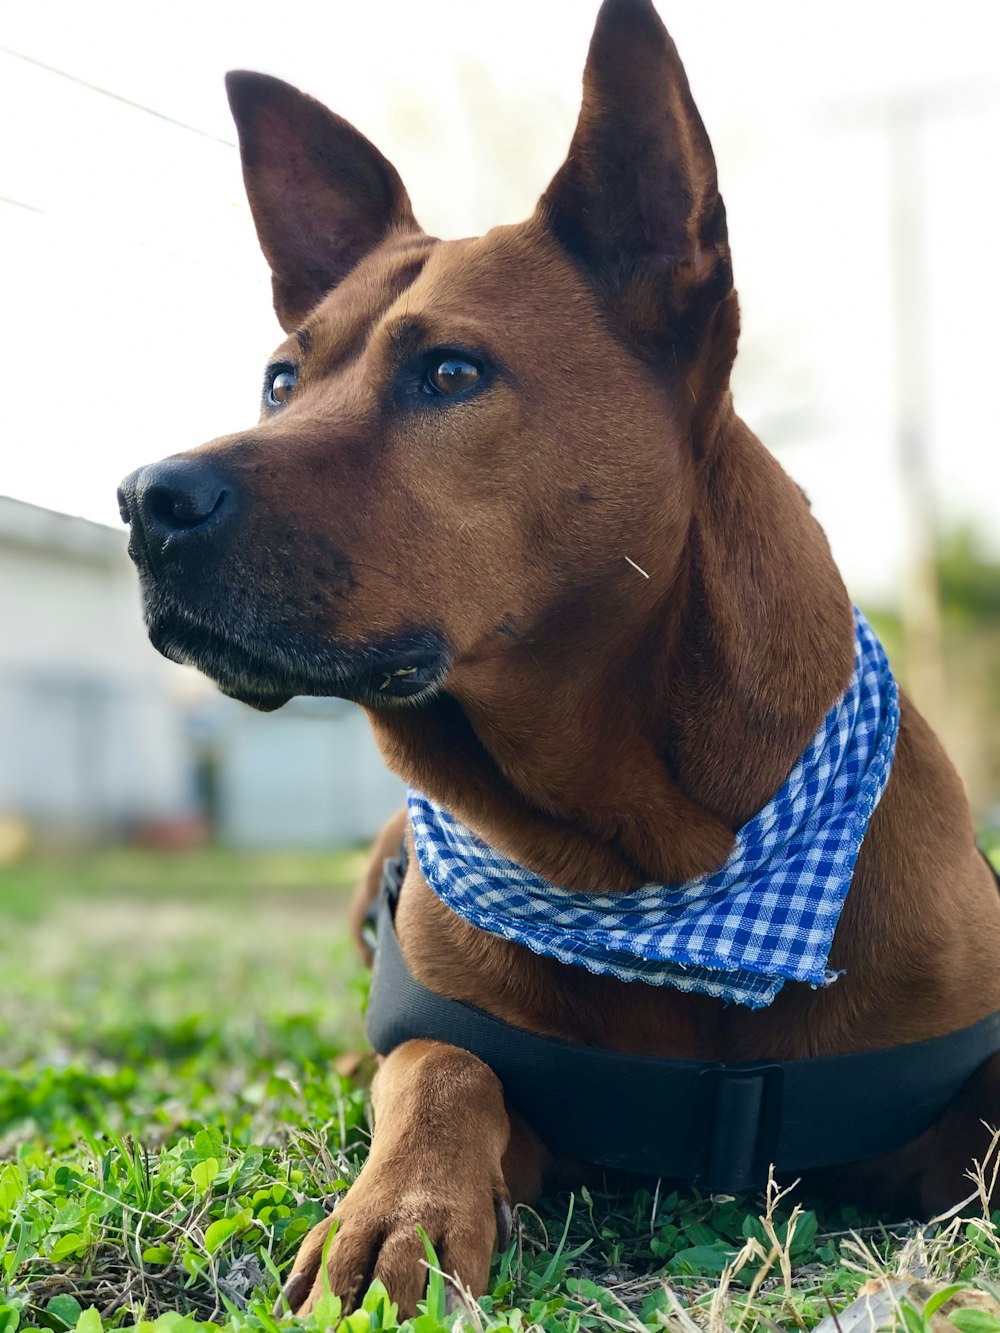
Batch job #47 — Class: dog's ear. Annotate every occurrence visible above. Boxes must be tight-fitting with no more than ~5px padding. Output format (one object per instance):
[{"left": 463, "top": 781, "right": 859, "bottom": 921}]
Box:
[
  {"left": 226, "top": 71, "right": 419, "bottom": 332},
  {"left": 540, "top": 0, "right": 734, "bottom": 371}
]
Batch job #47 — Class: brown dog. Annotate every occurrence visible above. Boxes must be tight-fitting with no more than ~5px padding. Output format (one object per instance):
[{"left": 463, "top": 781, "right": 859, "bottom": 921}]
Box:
[{"left": 118, "top": 0, "right": 1000, "bottom": 1316}]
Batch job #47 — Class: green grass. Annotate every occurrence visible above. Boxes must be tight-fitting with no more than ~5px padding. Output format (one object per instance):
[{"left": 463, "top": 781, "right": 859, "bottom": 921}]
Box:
[
  {"left": 4, "top": 847, "right": 1000, "bottom": 1333},
  {"left": 0, "top": 847, "right": 370, "bottom": 919}
]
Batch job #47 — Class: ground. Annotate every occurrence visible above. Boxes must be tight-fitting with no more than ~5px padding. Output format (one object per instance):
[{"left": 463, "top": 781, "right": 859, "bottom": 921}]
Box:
[{"left": 3, "top": 845, "right": 1000, "bottom": 1333}]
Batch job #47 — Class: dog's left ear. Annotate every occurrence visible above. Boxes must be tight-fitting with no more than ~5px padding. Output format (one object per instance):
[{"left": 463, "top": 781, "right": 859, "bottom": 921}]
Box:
[
  {"left": 541, "top": 0, "right": 735, "bottom": 375},
  {"left": 226, "top": 71, "right": 419, "bottom": 332}
]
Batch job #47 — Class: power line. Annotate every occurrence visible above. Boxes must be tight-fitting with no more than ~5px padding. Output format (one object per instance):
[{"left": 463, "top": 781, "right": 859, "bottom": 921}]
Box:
[
  {"left": 0, "top": 45, "right": 236, "bottom": 147},
  {"left": 0, "top": 188, "right": 248, "bottom": 268},
  {"left": 0, "top": 194, "right": 44, "bottom": 214}
]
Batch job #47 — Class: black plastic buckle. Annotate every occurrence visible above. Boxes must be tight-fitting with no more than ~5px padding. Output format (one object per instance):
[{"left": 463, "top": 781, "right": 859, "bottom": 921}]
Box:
[
  {"left": 696, "top": 1063, "right": 784, "bottom": 1194},
  {"left": 364, "top": 845, "right": 409, "bottom": 954}
]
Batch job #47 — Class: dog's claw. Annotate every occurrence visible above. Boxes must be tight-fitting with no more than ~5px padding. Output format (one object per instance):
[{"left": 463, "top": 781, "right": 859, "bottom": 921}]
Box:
[
  {"left": 494, "top": 1193, "right": 514, "bottom": 1251},
  {"left": 272, "top": 1270, "right": 310, "bottom": 1317}
]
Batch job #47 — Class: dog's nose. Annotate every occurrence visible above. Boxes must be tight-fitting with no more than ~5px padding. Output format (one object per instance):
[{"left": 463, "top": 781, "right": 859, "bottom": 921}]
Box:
[{"left": 118, "top": 459, "right": 234, "bottom": 555}]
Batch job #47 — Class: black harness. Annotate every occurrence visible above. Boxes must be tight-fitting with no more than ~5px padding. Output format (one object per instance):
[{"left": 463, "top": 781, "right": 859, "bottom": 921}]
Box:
[{"left": 366, "top": 844, "right": 1000, "bottom": 1195}]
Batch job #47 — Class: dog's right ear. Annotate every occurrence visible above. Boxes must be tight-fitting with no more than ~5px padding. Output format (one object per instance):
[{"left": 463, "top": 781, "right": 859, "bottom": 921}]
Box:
[{"left": 225, "top": 72, "right": 419, "bottom": 332}]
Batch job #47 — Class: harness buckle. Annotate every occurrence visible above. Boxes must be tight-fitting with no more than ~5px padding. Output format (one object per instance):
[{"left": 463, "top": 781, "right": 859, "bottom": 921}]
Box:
[
  {"left": 696, "top": 1063, "right": 785, "bottom": 1194},
  {"left": 365, "top": 845, "right": 410, "bottom": 954}
]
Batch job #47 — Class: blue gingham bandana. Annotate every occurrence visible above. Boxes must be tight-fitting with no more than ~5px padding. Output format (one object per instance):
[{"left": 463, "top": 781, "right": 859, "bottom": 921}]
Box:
[{"left": 409, "top": 607, "right": 899, "bottom": 1009}]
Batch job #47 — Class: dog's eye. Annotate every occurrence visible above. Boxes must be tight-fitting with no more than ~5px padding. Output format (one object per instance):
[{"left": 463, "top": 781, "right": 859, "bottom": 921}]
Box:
[
  {"left": 265, "top": 365, "right": 298, "bottom": 408},
  {"left": 424, "top": 357, "right": 481, "bottom": 396}
]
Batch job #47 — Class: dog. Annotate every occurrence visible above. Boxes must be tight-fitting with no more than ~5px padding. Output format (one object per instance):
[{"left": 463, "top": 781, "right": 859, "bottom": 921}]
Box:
[{"left": 117, "top": 0, "right": 1000, "bottom": 1316}]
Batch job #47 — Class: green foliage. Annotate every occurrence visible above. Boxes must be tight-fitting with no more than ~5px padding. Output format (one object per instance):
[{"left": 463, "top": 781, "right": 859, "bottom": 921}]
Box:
[
  {"left": 950, "top": 1311, "right": 1000, "bottom": 1333},
  {"left": 937, "top": 529, "right": 1000, "bottom": 624}
]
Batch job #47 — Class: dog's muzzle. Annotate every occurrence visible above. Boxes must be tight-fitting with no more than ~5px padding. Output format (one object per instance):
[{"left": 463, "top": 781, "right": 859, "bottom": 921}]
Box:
[{"left": 116, "top": 458, "right": 452, "bottom": 711}]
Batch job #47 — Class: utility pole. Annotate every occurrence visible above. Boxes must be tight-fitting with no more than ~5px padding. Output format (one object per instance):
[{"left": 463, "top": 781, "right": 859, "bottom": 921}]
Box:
[
  {"left": 824, "top": 81, "right": 999, "bottom": 727},
  {"left": 885, "top": 96, "right": 947, "bottom": 724}
]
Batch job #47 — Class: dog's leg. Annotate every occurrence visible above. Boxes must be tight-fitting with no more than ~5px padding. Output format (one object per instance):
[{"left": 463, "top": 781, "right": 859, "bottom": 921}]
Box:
[
  {"left": 280, "top": 1039, "right": 546, "bottom": 1316},
  {"left": 808, "top": 1052, "right": 1000, "bottom": 1213},
  {"left": 918, "top": 1053, "right": 1000, "bottom": 1212}
]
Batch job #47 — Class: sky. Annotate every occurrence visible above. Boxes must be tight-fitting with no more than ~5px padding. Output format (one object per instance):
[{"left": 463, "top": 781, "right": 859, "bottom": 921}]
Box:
[{"left": 2, "top": 0, "right": 999, "bottom": 603}]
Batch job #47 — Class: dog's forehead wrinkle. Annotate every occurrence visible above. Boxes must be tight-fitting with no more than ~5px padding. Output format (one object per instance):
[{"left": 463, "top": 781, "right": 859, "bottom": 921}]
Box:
[
  {"left": 401, "top": 228, "right": 627, "bottom": 355},
  {"left": 303, "top": 234, "right": 437, "bottom": 370},
  {"left": 291, "top": 226, "right": 611, "bottom": 386}
]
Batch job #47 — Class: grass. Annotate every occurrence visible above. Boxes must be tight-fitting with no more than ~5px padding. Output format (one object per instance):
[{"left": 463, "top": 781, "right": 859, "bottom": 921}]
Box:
[{"left": 3, "top": 846, "right": 1000, "bottom": 1333}]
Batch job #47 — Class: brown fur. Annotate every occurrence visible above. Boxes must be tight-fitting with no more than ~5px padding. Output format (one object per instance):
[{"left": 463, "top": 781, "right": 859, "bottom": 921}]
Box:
[{"left": 121, "top": 0, "right": 1000, "bottom": 1315}]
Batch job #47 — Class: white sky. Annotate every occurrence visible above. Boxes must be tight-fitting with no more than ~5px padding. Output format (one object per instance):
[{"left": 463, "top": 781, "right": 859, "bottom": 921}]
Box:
[{"left": 2, "top": 0, "right": 999, "bottom": 603}]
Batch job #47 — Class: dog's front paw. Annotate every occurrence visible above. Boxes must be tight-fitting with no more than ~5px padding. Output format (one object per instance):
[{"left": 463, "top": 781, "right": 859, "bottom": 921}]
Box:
[{"left": 276, "top": 1158, "right": 513, "bottom": 1317}]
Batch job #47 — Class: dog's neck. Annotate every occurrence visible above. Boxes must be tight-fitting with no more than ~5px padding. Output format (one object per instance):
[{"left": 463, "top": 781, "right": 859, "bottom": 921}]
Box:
[{"left": 369, "top": 407, "right": 854, "bottom": 893}]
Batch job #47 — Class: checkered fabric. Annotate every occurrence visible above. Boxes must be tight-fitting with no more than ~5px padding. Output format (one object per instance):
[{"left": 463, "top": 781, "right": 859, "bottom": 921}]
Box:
[{"left": 409, "top": 607, "right": 900, "bottom": 1009}]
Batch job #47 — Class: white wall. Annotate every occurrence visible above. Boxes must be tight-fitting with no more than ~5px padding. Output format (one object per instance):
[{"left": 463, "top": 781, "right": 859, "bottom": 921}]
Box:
[
  {"left": 0, "top": 528, "right": 194, "bottom": 831},
  {"left": 215, "top": 699, "right": 405, "bottom": 849},
  {"left": 0, "top": 503, "right": 405, "bottom": 845}
]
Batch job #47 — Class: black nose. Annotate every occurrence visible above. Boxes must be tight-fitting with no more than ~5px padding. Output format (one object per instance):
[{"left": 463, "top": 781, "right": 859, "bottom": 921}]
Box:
[{"left": 118, "top": 459, "right": 234, "bottom": 558}]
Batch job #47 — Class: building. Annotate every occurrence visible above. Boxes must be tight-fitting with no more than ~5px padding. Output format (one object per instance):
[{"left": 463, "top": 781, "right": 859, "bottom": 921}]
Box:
[{"left": 0, "top": 496, "right": 403, "bottom": 846}]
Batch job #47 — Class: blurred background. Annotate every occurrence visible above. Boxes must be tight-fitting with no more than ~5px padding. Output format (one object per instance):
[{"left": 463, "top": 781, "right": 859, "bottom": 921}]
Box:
[{"left": 1, "top": 0, "right": 998, "bottom": 874}]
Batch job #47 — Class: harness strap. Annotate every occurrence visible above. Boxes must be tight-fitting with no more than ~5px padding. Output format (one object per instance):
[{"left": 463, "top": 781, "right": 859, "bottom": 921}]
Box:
[{"left": 366, "top": 845, "right": 1000, "bottom": 1194}]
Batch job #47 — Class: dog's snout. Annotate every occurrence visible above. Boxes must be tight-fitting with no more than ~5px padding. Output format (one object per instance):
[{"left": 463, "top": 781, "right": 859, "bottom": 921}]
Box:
[
  {"left": 118, "top": 459, "right": 235, "bottom": 558},
  {"left": 142, "top": 466, "right": 228, "bottom": 531}
]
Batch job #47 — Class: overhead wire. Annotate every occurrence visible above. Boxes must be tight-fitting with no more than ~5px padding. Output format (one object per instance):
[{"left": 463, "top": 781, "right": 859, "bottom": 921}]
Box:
[
  {"left": 0, "top": 45, "right": 236, "bottom": 147},
  {"left": 0, "top": 194, "right": 45, "bottom": 214},
  {"left": 0, "top": 48, "right": 238, "bottom": 247}
]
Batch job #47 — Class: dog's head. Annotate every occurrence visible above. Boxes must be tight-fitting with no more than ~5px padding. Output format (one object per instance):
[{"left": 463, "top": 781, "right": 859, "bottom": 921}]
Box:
[{"left": 118, "top": 0, "right": 738, "bottom": 712}]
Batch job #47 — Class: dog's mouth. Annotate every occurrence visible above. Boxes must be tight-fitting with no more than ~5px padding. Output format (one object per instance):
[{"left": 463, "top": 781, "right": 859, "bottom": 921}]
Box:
[{"left": 145, "top": 594, "right": 450, "bottom": 712}]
